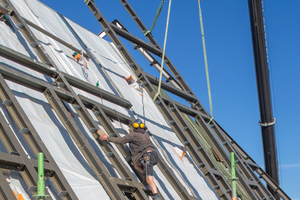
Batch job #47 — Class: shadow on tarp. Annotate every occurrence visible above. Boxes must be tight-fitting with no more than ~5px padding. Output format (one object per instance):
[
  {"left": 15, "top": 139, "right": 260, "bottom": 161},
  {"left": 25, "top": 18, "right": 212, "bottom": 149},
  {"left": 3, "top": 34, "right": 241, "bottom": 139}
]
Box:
[
  {"left": 93, "top": 51, "right": 118, "bottom": 65},
  {"left": 99, "top": 64, "right": 125, "bottom": 80},
  {"left": 152, "top": 133, "right": 203, "bottom": 199},
  {"left": 11, "top": 90, "right": 121, "bottom": 180},
  {"left": 13, "top": 23, "right": 39, "bottom": 62}
]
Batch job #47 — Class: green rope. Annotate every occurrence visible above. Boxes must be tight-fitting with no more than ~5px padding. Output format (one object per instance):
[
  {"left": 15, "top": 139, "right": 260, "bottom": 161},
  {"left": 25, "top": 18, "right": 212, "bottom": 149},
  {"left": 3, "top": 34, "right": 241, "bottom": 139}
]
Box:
[
  {"left": 198, "top": 0, "right": 214, "bottom": 121},
  {"left": 153, "top": 0, "right": 172, "bottom": 102},
  {"left": 144, "top": 0, "right": 165, "bottom": 36}
]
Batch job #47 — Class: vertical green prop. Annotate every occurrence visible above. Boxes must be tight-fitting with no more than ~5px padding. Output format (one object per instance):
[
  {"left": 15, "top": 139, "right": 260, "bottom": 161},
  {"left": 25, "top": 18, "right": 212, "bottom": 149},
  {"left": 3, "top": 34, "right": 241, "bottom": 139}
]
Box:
[
  {"left": 33, "top": 153, "right": 50, "bottom": 200},
  {"left": 231, "top": 152, "right": 238, "bottom": 200}
]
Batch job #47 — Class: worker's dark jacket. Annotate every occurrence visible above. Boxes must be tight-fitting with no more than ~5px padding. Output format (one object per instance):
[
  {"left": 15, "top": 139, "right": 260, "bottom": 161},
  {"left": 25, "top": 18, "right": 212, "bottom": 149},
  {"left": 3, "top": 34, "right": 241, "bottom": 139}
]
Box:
[{"left": 107, "top": 129, "right": 156, "bottom": 163}]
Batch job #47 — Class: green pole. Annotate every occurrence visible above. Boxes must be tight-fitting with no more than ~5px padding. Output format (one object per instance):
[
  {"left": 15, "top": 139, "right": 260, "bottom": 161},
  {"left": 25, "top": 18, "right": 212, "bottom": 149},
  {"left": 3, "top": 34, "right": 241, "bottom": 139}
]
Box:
[
  {"left": 231, "top": 152, "right": 238, "bottom": 200},
  {"left": 33, "top": 153, "right": 50, "bottom": 200}
]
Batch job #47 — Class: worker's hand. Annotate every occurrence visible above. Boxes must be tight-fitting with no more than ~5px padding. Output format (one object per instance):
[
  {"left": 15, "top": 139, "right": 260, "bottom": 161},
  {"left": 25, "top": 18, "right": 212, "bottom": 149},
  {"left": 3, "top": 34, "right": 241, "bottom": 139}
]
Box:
[{"left": 99, "top": 134, "right": 108, "bottom": 141}]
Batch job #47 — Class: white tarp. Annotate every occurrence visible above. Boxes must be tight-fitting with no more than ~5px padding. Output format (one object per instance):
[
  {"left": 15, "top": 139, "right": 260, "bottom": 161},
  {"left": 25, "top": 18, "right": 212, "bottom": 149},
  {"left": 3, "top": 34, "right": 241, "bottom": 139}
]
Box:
[{"left": 0, "top": 0, "right": 220, "bottom": 199}]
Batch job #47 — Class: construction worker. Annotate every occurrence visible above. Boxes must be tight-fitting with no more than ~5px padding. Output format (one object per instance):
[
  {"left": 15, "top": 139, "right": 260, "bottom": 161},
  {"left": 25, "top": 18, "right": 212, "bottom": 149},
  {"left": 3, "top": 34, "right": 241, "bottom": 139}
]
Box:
[{"left": 98, "top": 119, "right": 161, "bottom": 200}]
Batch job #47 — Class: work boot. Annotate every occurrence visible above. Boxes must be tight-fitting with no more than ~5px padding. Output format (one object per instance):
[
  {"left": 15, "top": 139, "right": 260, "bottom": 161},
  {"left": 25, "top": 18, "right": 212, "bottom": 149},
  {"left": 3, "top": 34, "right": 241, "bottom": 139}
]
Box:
[{"left": 152, "top": 193, "right": 161, "bottom": 200}]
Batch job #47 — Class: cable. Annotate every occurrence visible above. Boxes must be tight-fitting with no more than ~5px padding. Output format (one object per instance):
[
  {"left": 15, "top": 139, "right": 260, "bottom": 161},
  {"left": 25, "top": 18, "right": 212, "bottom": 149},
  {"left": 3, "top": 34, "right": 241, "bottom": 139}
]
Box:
[{"left": 153, "top": 0, "right": 172, "bottom": 102}]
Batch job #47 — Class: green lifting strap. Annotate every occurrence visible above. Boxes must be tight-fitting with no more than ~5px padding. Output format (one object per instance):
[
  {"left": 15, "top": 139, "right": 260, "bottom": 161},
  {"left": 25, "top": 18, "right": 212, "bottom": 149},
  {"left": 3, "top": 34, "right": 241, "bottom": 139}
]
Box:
[
  {"left": 198, "top": 0, "right": 214, "bottom": 123},
  {"left": 144, "top": 0, "right": 165, "bottom": 36}
]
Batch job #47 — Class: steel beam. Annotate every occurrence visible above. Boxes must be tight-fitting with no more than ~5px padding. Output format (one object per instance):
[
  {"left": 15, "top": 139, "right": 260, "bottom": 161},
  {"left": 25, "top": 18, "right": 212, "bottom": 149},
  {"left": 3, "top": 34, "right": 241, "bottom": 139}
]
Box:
[
  {"left": 0, "top": 152, "right": 53, "bottom": 174},
  {"left": 160, "top": 96, "right": 209, "bottom": 120},
  {"left": 4, "top": 0, "right": 204, "bottom": 199},
  {"left": 109, "top": 23, "right": 162, "bottom": 57},
  {"left": 0, "top": 43, "right": 57, "bottom": 78},
  {"left": 0, "top": 39, "right": 141, "bottom": 198},
  {"left": 0, "top": 152, "right": 24, "bottom": 170},
  {"left": 0, "top": 63, "right": 73, "bottom": 100},
  {"left": 145, "top": 72, "right": 198, "bottom": 103},
  {"left": 62, "top": 72, "right": 132, "bottom": 109},
  {"left": 78, "top": 94, "right": 133, "bottom": 125}
]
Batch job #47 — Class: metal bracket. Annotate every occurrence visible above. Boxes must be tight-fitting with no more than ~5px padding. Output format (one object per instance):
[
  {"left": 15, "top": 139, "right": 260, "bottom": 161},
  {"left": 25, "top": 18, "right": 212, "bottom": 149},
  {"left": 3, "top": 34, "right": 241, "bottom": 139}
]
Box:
[{"left": 258, "top": 118, "right": 276, "bottom": 127}]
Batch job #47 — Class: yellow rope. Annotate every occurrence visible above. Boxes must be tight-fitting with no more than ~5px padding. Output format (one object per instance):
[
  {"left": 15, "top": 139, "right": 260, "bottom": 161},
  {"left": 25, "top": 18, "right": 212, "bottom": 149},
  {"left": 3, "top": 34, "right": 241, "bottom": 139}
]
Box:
[
  {"left": 153, "top": 0, "right": 172, "bottom": 102},
  {"left": 198, "top": 0, "right": 213, "bottom": 122}
]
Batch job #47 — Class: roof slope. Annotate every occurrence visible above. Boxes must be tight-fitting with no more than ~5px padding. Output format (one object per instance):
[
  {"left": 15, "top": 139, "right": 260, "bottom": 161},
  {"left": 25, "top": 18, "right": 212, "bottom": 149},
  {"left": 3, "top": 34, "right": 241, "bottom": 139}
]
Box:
[{"left": 0, "top": 0, "right": 219, "bottom": 199}]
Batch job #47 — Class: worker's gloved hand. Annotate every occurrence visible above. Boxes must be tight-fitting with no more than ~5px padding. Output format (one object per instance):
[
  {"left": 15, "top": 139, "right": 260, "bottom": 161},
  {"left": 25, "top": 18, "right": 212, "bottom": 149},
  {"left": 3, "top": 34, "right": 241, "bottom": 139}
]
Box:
[
  {"left": 99, "top": 134, "right": 108, "bottom": 141},
  {"left": 97, "top": 129, "right": 107, "bottom": 140}
]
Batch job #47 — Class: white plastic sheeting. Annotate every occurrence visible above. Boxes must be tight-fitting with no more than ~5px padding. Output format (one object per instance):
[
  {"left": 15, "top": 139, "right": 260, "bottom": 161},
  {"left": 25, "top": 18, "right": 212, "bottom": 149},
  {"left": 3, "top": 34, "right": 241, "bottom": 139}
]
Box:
[{"left": 0, "top": 0, "right": 220, "bottom": 199}]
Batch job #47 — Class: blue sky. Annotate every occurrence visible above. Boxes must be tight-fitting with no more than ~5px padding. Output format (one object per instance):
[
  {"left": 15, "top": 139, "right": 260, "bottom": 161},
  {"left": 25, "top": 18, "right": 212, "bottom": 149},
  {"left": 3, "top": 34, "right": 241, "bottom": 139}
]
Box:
[{"left": 39, "top": 0, "right": 300, "bottom": 199}]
